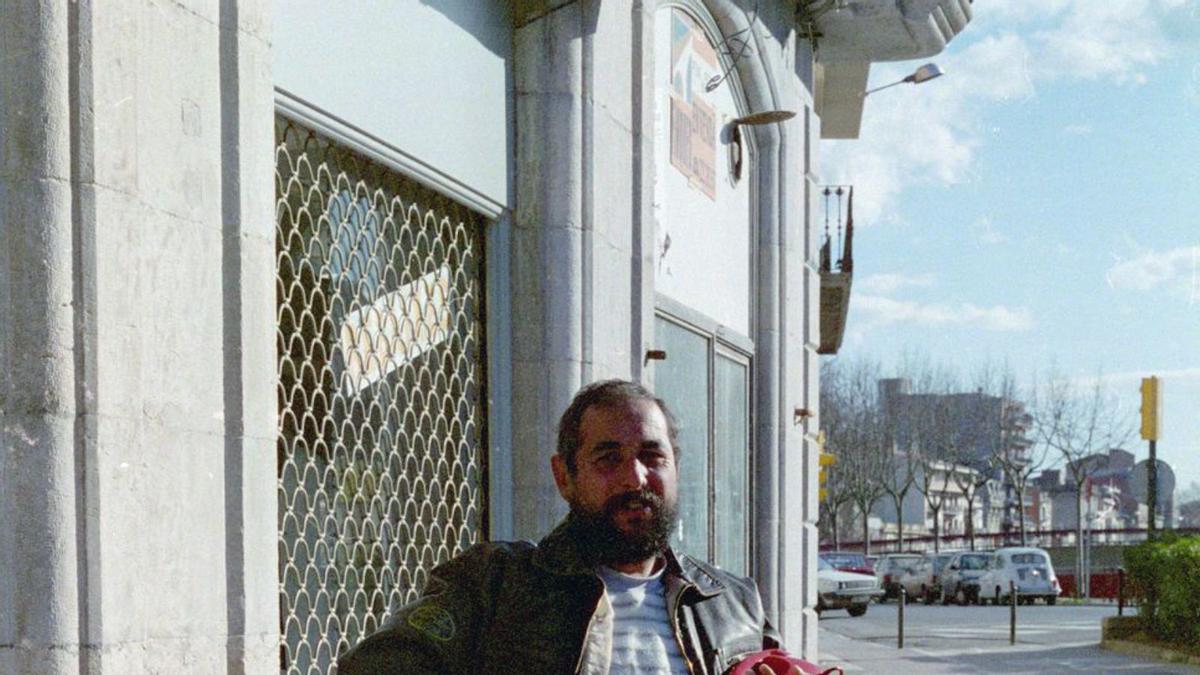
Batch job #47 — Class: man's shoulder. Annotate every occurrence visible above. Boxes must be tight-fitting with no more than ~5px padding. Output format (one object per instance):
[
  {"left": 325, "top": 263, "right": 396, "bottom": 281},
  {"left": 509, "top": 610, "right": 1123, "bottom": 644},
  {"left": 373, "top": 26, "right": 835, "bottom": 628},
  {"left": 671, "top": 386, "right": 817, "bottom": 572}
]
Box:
[
  {"left": 438, "top": 539, "right": 539, "bottom": 572},
  {"left": 675, "top": 552, "right": 762, "bottom": 596}
]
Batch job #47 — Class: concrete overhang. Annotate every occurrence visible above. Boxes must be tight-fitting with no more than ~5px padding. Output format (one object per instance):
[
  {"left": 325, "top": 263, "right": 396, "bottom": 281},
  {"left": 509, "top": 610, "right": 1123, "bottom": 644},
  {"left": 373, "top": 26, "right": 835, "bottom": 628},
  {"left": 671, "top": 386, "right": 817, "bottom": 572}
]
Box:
[
  {"left": 807, "top": 0, "right": 974, "bottom": 139},
  {"left": 818, "top": 271, "right": 852, "bottom": 354}
]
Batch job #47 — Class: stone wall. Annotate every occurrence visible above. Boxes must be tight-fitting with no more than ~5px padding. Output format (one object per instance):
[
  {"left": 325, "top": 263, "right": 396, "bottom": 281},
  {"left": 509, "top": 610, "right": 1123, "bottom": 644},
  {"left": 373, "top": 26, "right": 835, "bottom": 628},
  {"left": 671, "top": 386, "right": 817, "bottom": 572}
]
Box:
[{"left": 0, "top": 1, "right": 277, "bottom": 672}]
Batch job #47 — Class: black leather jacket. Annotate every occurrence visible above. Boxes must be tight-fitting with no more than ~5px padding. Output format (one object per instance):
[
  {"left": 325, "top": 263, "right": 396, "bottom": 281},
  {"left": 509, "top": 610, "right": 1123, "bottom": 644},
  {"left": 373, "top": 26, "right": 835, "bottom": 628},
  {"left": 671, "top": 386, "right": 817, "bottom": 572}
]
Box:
[{"left": 338, "top": 519, "right": 781, "bottom": 674}]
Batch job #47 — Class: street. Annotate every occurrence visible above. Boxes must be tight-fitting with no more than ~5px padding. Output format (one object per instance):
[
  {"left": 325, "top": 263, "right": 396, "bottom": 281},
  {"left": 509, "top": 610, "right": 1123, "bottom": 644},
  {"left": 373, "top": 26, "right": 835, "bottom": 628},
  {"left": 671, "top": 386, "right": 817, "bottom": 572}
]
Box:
[{"left": 818, "top": 602, "right": 1197, "bottom": 673}]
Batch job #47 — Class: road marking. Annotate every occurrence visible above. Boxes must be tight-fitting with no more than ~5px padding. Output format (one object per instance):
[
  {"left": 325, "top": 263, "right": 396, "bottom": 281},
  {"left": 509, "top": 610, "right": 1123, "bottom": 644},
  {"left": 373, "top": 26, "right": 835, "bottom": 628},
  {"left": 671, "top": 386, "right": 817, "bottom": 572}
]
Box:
[
  {"left": 904, "top": 640, "right": 1098, "bottom": 657},
  {"left": 924, "top": 624, "right": 1096, "bottom": 635}
]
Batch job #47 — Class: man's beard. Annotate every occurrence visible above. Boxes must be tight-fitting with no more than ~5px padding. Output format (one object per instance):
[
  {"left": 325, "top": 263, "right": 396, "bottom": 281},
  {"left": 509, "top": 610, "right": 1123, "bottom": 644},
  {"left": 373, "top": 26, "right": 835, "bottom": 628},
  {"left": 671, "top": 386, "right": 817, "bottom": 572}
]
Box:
[{"left": 567, "top": 489, "right": 678, "bottom": 566}]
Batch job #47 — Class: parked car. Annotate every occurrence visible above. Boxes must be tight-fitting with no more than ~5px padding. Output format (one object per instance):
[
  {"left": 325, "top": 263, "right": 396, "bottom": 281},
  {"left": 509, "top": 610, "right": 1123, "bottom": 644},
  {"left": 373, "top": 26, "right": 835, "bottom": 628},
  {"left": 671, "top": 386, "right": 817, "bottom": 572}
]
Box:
[
  {"left": 874, "top": 553, "right": 923, "bottom": 601},
  {"left": 817, "top": 556, "right": 882, "bottom": 617},
  {"left": 820, "top": 551, "right": 875, "bottom": 577},
  {"left": 977, "top": 547, "right": 1061, "bottom": 605},
  {"left": 939, "top": 551, "right": 994, "bottom": 605},
  {"left": 900, "top": 551, "right": 957, "bottom": 604}
]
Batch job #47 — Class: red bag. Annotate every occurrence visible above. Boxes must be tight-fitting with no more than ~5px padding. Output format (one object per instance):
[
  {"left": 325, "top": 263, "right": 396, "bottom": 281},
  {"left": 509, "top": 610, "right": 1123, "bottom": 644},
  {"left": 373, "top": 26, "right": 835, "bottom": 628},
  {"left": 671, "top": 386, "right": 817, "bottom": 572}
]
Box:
[{"left": 725, "top": 648, "right": 843, "bottom": 675}]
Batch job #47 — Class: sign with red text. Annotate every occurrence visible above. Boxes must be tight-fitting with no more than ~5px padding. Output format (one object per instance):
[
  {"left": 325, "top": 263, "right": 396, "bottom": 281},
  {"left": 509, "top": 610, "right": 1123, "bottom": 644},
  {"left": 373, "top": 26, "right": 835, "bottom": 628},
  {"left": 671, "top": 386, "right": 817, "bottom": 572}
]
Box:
[{"left": 669, "top": 10, "right": 719, "bottom": 200}]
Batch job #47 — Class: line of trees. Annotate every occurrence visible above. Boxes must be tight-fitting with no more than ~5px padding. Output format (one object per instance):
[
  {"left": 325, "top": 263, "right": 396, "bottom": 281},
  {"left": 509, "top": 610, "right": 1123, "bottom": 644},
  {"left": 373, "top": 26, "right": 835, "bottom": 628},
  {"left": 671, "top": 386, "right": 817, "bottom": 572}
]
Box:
[{"left": 819, "top": 356, "right": 1134, "bottom": 558}]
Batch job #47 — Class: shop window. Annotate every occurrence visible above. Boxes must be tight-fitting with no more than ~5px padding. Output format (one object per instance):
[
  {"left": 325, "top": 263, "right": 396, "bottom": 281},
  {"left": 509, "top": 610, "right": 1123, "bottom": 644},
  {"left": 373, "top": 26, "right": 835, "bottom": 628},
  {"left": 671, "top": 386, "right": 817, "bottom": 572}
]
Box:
[
  {"left": 654, "top": 308, "right": 752, "bottom": 575},
  {"left": 275, "top": 117, "right": 487, "bottom": 674}
]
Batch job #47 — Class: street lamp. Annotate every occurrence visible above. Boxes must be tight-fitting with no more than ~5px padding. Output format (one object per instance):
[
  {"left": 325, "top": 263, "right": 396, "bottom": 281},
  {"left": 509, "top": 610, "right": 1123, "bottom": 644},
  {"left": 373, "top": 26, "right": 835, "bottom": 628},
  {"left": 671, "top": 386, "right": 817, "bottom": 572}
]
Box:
[{"left": 862, "top": 62, "right": 944, "bottom": 97}]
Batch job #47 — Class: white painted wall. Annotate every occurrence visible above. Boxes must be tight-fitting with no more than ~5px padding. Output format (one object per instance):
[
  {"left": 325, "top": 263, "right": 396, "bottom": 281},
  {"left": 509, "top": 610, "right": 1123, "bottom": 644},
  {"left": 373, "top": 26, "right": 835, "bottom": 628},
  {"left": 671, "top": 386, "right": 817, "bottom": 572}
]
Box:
[
  {"left": 273, "top": 0, "right": 512, "bottom": 207},
  {"left": 652, "top": 6, "right": 752, "bottom": 335}
]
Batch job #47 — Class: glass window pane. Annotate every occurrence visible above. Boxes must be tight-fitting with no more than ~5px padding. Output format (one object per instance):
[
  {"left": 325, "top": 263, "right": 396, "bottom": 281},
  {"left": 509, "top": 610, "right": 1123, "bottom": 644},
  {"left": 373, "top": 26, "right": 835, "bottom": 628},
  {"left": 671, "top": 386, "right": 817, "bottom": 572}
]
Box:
[
  {"left": 654, "top": 316, "right": 710, "bottom": 561},
  {"left": 714, "top": 353, "right": 749, "bottom": 574}
]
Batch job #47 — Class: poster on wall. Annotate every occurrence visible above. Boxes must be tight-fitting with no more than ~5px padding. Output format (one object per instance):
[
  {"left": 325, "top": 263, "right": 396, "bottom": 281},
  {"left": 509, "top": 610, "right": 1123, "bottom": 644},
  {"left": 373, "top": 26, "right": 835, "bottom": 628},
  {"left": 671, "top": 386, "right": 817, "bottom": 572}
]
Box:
[{"left": 669, "top": 10, "right": 719, "bottom": 200}]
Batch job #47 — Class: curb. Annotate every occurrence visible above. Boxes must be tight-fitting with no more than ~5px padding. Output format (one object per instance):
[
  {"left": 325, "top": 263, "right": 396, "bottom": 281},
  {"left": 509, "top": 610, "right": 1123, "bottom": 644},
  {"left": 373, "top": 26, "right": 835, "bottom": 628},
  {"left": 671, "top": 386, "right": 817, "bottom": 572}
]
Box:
[{"left": 1100, "top": 638, "right": 1200, "bottom": 666}]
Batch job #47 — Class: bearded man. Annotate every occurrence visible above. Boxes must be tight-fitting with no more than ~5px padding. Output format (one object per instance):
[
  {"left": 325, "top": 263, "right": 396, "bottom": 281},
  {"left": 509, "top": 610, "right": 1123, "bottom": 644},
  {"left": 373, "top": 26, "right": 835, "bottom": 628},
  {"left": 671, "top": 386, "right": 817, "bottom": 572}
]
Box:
[{"left": 338, "top": 379, "right": 789, "bottom": 674}]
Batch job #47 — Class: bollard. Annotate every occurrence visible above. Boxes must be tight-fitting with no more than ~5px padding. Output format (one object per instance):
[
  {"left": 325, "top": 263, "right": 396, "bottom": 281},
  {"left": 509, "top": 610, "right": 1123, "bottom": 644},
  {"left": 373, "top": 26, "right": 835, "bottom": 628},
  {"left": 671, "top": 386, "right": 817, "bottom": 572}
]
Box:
[
  {"left": 898, "top": 587, "right": 905, "bottom": 649},
  {"left": 1117, "top": 569, "right": 1124, "bottom": 616},
  {"left": 1009, "top": 580, "right": 1017, "bottom": 645}
]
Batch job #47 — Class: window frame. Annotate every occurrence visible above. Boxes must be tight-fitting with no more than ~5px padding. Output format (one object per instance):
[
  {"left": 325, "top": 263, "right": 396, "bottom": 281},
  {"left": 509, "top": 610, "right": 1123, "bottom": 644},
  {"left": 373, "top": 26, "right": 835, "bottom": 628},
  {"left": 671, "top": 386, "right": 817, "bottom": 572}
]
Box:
[{"left": 655, "top": 293, "right": 754, "bottom": 572}]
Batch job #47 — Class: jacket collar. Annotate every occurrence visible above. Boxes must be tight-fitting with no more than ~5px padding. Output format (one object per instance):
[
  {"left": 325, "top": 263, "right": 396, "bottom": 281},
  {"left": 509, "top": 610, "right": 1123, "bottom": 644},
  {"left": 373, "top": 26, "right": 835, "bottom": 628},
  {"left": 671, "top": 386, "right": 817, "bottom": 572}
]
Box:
[{"left": 532, "top": 517, "right": 725, "bottom": 596}]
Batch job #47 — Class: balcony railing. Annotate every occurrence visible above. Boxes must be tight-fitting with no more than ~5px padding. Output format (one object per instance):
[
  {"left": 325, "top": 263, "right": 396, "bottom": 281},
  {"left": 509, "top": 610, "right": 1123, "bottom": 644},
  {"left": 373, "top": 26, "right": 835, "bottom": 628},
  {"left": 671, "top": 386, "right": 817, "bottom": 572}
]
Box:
[{"left": 818, "top": 185, "right": 854, "bottom": 354}]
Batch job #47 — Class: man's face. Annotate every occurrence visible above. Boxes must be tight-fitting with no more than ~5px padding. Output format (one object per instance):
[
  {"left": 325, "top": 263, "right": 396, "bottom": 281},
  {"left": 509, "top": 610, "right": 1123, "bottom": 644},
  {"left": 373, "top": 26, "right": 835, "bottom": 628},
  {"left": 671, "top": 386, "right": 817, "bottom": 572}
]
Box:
[{"left": 552, "top": 398, "right": 679, "bottom": 564}]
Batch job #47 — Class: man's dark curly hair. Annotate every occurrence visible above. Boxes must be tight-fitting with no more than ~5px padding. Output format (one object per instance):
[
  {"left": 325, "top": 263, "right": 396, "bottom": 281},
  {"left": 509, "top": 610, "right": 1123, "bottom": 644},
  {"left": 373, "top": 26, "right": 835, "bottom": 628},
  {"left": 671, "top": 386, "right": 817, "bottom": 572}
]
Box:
[{"left": 556, "top": 379, "right": 681, "bottom": 474}]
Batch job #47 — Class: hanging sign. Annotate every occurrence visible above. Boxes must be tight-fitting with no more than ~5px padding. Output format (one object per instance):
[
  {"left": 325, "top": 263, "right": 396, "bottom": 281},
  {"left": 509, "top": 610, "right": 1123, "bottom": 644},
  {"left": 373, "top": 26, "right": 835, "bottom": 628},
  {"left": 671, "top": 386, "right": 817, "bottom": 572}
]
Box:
[{"left": 669, "top": 10, "right": 718, "bottom": 200}]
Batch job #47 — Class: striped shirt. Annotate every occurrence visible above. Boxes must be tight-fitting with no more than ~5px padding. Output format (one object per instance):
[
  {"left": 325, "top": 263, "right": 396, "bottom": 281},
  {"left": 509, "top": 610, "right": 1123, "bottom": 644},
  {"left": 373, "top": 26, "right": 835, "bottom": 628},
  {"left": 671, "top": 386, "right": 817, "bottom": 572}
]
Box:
[{"left": 597, "top": 566, "right": 689, "bottom": 674}]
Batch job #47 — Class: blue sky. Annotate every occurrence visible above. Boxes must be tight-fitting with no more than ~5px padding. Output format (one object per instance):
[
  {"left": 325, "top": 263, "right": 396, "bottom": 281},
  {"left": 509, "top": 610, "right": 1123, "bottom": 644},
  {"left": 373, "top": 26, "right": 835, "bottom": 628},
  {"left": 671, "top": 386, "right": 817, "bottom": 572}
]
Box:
[{"left": 820, "top": 1, "right": 1200, "bottom": 498}]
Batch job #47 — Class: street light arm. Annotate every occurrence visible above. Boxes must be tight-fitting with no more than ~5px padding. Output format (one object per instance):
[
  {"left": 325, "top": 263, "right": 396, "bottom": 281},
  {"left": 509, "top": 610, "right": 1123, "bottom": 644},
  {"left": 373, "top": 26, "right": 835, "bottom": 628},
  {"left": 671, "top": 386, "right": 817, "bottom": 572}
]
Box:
[
  {"left": 862, "top": 79, "right": 908, "bottom": 96},
  {"left": 862, "top": 62, "right": 944, "bottom": 97}
]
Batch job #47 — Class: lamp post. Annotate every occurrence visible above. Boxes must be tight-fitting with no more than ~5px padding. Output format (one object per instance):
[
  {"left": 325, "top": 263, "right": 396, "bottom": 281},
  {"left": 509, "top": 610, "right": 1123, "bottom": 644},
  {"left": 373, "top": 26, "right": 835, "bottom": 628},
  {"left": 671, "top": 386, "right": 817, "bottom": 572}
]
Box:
[{"left": 863, "top": 63, "right": 944, "bottom": 97}]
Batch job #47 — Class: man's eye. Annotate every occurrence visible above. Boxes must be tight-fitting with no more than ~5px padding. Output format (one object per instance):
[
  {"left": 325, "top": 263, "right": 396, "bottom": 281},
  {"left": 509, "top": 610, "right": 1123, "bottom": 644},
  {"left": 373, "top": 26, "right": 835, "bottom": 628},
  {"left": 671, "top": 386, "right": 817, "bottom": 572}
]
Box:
[
  {"left": 640, "top": 453, "right": 668, "bottom": 466},
  {"left": 597, "top": 452, "right": 622, "bottom": 466}
]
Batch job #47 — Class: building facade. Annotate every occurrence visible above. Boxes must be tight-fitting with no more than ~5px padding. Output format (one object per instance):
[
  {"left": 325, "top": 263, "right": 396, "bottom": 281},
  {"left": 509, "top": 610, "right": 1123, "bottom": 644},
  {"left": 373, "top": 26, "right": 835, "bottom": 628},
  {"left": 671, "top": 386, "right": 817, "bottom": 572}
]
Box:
[{"left": 1, "top": 1, "right": 971, "bottom": 672}]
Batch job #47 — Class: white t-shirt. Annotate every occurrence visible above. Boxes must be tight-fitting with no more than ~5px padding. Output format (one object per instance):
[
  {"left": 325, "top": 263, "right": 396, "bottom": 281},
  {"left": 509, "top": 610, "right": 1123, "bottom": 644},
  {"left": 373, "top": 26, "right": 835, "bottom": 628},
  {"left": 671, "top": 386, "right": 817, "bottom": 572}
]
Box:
[{"left": 597, "top": 565, "right": 690, "bottom": 674}]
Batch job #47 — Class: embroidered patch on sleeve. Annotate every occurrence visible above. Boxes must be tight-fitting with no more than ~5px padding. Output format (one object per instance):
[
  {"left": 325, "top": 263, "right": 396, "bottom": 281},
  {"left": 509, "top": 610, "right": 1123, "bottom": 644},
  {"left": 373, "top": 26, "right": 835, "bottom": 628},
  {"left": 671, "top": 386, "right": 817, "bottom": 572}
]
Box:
[{"left": 406, "top": 604, "right": 456, "bottom": 641}]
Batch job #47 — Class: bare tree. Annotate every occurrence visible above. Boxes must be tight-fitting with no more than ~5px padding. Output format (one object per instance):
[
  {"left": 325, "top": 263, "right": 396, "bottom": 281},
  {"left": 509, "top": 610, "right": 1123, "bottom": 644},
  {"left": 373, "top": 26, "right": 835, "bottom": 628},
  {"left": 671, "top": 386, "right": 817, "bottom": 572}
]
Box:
[
  {"left": 819, "top": 462, "right": 854, "bottom": 550},
  {"left": 820, "top": 359, "right": 889, "bottom": 555},
  {"left": 819, "top": 360, "right": 856, "bottom": 550},
  {"left": 973, "top": 362, "right": 1043, "bottom": 547},
  {"left": 1032, "top": 370, "right": 1135, "bottom": 595},
  {"left": 886, "top": 353, "right": 965, "bottom": 553},
  {"left": 879, "top": 445, "right": 919, "bottom": 552},
  {"left": 911, "top": 403, "right": 959, "bottom": 554},
  {"left": 951, "top": 454, "right": 995, "bottom": 551}
]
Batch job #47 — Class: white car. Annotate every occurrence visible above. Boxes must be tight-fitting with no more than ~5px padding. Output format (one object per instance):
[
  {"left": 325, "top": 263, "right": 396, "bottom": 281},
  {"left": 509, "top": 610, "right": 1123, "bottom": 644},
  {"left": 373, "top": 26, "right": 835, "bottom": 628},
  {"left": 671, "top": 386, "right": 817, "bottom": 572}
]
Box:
[
  {"left": 976, "top": 547, "right": 1061, "bottom": 606},
  {"left": 900, "top": 551, "right": 957, "bottom": 604},
  {"left": 875, "top": 553, "right": 922, "bottom": 602},
  {"left": 817, "top": 556, "right": 883, "bottom": 617}
]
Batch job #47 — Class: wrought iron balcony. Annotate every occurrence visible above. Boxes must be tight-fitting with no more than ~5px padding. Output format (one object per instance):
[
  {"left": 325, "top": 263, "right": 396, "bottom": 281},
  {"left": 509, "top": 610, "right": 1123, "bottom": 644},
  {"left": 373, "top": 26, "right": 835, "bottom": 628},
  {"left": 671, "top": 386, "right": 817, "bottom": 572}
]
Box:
[{"left": 818, "top": 185, "right": 853, "bottom": 354}]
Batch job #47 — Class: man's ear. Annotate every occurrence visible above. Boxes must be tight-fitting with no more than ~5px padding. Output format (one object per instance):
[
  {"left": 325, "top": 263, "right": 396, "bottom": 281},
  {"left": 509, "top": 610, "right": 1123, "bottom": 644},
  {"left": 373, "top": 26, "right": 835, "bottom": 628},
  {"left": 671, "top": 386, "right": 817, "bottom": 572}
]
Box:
[{"left": 551, "top": 454, "right": 573, "bottom": 500}]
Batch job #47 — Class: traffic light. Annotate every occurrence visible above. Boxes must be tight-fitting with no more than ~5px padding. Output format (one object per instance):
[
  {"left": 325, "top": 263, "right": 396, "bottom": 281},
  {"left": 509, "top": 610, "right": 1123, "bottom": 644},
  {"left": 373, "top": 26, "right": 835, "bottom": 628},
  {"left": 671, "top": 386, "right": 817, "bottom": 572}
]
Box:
[
  {"left": 817, "top": 430, "right": 836, "bottom": 501},
  {"left": 1140, "top": 376, "right": 1162, "bottom": 441}
]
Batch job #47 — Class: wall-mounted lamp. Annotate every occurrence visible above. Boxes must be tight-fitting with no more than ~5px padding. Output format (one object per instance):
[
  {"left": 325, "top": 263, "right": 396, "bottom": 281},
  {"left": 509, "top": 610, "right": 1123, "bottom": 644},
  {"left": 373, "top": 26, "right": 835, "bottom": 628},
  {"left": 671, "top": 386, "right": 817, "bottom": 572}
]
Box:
[
  {"left": 862, "top": 62, "right": 943, "bottom": 97},
  {"left": 726, "top": 110, "right": 796, "bottom": 182},
  {"left": 732, "top": 109, "right": 797, "bottom": 126}
]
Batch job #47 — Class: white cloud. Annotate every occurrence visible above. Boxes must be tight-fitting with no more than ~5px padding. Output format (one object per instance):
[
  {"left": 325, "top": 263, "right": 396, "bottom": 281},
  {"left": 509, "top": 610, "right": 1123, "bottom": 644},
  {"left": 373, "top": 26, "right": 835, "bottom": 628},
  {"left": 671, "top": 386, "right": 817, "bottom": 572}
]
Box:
[
  {"left": 855, "top": 294, "right": 1034, "bottom": 332},
  {"left": 1029, "top": 1, "right": 1178, "bottom": 84},
  {"left": 856, "top": 272, "right": 936, "bottom": 294},
  {"left": 820, "top": 0, "right": 1196, "bottom": 226},
  {"left": 1063, "top": 123, "right": 1093, "bottom": 136},
  {"left": 1106, "top": 245, "right": 1200, "bottom": 300},
  {"left": 821, "top": 32, "right": 1032, "bottom": 224}
]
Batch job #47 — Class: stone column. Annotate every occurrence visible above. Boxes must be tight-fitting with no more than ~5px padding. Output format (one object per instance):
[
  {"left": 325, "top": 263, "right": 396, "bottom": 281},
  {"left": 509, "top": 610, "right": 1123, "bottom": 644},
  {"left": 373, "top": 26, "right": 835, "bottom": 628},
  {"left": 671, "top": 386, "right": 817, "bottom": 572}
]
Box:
[
  {"left": 0, "top": 3, "right": 84, "bottom": 672},
  {"left": 217, "top": 1, "right": 279, "bottom": 672},
  {"left": 1, "top": 0, "right": 277, "bottom": 671},
  {"left": 510, "top": 0, "right": 643, "bottom": 540}
]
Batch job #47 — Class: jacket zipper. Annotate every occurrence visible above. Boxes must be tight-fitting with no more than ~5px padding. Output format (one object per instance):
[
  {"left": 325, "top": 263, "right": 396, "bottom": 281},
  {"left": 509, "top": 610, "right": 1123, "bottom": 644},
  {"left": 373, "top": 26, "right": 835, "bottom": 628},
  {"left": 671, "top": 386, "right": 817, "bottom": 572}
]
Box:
[{"left": 670, "top": 583, "right": 697, "bottom": 675}]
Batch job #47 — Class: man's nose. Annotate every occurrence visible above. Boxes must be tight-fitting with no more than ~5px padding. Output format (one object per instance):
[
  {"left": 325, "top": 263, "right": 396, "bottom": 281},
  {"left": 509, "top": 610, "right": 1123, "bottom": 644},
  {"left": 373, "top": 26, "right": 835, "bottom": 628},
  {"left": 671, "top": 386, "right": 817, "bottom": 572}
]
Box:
[{"left": 617, "top": 457, "right": 649, "bottom": 490}]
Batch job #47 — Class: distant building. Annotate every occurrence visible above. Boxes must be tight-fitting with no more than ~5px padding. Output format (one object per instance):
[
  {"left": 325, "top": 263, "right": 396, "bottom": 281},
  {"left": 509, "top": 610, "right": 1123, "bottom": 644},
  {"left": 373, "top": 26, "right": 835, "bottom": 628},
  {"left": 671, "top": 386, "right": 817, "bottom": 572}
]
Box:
[
  {"left": 877, "top": 378, "right": 1035, "bottom": 540},
  {"left": 1032, "top": 448, "right": 1174, "bottom": 542},
  {"left": 1178, "top": 499, "right": 1200, "bottom": 528}
]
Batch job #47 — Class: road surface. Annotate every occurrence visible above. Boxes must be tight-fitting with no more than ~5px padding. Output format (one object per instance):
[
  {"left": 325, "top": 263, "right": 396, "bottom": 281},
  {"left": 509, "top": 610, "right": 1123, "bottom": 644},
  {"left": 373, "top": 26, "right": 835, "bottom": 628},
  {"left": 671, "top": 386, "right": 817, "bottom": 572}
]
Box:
[{"left": 818, "top": 601, "right": 1196, "bottom": 673}]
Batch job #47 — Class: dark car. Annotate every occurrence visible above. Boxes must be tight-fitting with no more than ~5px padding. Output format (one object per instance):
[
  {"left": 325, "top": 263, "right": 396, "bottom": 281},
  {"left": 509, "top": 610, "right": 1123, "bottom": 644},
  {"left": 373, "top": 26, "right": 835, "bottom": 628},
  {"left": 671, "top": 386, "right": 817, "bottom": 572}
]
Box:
[
  {"left": 820, "top": 552, "right": 876, "bottom": 577},
  {"left": 940, "top": 551, "right": 993, "bottom": 605}
]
